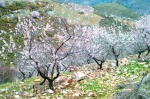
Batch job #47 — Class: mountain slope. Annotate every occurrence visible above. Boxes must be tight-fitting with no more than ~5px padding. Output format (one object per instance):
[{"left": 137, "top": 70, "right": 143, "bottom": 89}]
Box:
[
  {"left": 93, "top": 3, "right": 140, "bottom": 20},
  {"left": 115, "top": 0, "right": 150, "bottom": 15},
  {"left": 58, "top": 0, "right": 150, "bottom": 15}
]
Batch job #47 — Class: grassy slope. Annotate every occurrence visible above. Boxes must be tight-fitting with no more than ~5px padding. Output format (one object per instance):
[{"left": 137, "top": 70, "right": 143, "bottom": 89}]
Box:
[
  {"left": 48, "top": 2, "right": 102, "bottom": 25},
  {"left": 0, "top": 59, "right": 149, "bottom": 98},
  {"left": 0, "top": 0, "right": 101, "bottom": 25},
  {"left": 93, "top": 3, "right": 140, "bottom": 20}
]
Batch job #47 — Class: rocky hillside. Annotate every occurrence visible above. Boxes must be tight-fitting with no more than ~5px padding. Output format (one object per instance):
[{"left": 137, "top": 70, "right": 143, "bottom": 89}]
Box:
[
  {"left": 0, "top": 0, "right": 101, "bottom": 25},
  {"left": 0, "top": 55, "right": 150, "bottom": 98}
]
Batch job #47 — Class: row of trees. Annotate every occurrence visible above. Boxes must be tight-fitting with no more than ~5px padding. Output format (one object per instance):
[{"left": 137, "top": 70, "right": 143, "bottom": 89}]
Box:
[{"left": 0, "top": 15, "right": 149, "bottom": 89}]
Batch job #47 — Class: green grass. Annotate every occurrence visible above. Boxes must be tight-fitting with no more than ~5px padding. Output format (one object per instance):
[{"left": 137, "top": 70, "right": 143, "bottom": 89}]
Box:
[
  {"left": 79, "top": 79, "right": 116, "bottom": 98},
  {"left": 99, "top": 16, "right": 132, "bottom": 31},
  {"left": 119, "top": 62, "right": 150, "bottom": 76},
  {"left": 93, "top": 3, "right": 140, "bottom": 20},
  {"left": 0, "top": 60, "right": 149, "bottom": 98},
  {"left": 0, "top": 78, "right": 35, "bottom": 99}
]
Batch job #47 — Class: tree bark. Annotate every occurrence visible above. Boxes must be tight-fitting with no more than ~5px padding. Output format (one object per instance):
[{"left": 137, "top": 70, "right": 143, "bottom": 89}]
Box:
[
  {"left": 93, "top": 57, "right": 104, "bottom": 69},
  {"left": 48, "top": 79, "right": 54, "bottom": 90},
  {"left": 40, "top": 78, "right": 46, "bottom": 85},
  {"left": 116, "top": 60, "right": 119, "bottom": 66}
]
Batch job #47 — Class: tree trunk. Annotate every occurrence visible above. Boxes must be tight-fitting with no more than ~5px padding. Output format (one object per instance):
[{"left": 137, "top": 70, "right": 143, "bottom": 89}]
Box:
[
  {"left": 138, "top": 52, "right": 141, "bottom": 58},
  {"left": 99, "top": 62, "right": 103, "bottom": 69},
  {"left": 146, "top": 50, "right": 150, "bottom": 56},
  {"left": 116, "top": 60, "right": 119, "bottom": 66},
  {"left": 48, "top": 79, "right": 54, "bottom": 90},
  {"left": 93, "top": 57, "right": 103, "bottom": 70},
  {"left": 40, "top": 78, "right": 46, "bottom": 85}
]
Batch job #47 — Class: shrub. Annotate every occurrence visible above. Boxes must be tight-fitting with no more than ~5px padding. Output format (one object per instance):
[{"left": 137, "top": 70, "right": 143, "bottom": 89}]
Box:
[{"left": 0, "top": 66, "right": 17, "bottom": 84}]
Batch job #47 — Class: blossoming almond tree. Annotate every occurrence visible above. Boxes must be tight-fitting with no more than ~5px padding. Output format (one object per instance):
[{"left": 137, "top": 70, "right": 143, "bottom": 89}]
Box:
[
  {"left": 76, "top": 25, "right": 133, "bottom": 68},
  {"left": 132, "top": 15, "right": 150, "bottom": 58},
  {"left": 15, "top": 16, "right": 77, "bottom": 90}
]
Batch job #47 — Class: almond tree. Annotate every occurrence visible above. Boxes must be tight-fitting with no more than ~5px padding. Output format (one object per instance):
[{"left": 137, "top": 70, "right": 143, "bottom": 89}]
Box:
[
  {"left": 15, "top": 16, "right": 76, "bottom": 90},
  {"left": 132, "top": 15, "right": 150, "bottom": 58},
  {"left": 77, "top": 26, "right": 132, "bottom": 67}
]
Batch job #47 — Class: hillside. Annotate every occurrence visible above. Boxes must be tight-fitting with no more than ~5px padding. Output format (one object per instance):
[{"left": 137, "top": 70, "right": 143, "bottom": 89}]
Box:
[
  {"left": 0, "top": 55, "right": 150, "bottom": 98},
  {"left": 93, "top": 3, "right": 140, "bottom": 20},
  {"left": 0, "top": 0, "right": 101, "bottom": 25},
  {"left": 0, "top": 1, "right": 150, "bottom": 99},
  {"left": 58, "top": 0, "right": 150, "bottom": 15},
  {"left": 115, "top": 0, "right": 150, "bottom": 15}
]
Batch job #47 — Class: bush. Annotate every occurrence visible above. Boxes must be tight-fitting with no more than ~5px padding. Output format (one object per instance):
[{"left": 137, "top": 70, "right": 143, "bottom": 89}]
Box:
[{"left": 0, "top": 66, "right": 17, "bottom": 84}]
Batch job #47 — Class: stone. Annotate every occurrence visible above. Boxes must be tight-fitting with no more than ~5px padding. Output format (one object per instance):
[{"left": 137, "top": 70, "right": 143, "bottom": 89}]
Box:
[
  {"left": 0, "top": 0, "right": 5, "bottom": 8},
  {"left": 142, "top": 74, "right": 150, "bottom": 84},
  {"left": 31, "top": 11, "right": 40, "bottom": 18},
  {"left": 120, "top": 58, "right": 129, "bottom": 66},
  {"left": 34, "top": 79, "right": 41, "bottom": 82},
  {"left": 63, "top": 82, "right": 70, "bottom": 88},
  {"left": 54, "top": 76, "right": 67, "bottom": 85},
  {"left": 71, "top": 71, "right": 86, "bottom": 81},
  {"left": 0, "top": 89, "right": 7, "bottom": 94},
  {"left": 46, "top": 89, "right": 54, "bottom": 94},
  {"left": 72, "top": 93, "right": 80, "bottom": 98},
  {"left": 87, "top": 92, "right": 95, "bottom": 97},
  {"left": 28, "top": 93, "right": 34, "bottom": 97},
  {"left": 14, "top": 95, "right": 21, "bottom": 99}
]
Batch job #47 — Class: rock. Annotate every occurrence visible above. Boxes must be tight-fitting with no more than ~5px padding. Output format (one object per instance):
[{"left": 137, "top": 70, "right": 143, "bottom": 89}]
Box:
[
  {"left": 31, "top": 11, "right": 40, "bottom": 18},
  {"left": 120, "top": 58, "right": 129, "bottom": 66},
  {"left": 72, "top": 93, "right": 80, "bottom": 98},
  {"left": 0, "top": 89, "right": 7, "bottom": 94},
  {"left": 67, "top": 78, "right": 73, "bottom": 84},
  {"left": 71, "top": 71, "right": 86, "bottom": 81},
  {"left": 0, "top": 0, "right": 5, "bottom": 8},
  {"left": 87, "top": 92, "right": 95, "bottom": 97},
  {"left": 28, "top": 93, "right": 34, "bottom": 98},
  {"left": 74, "top": 83, "right": 80, "bottom": 89},
  {"left": 109, "top": 63, "right": 116, "bottom": 67},
  {"left": 34, "top": 79, "right": 41, "bottom": 82},
  {"left": 54, "top": 76, "right": 67, "bottom": 84},
  {"left": 142, "top": 74, "right": 150, "bottom": 84},
  {"left": 74, "top": 66, "right": 80, "bottom": 71},
  {"left": 46, "top": 89, "right": 54, "bottom": 94},
  {"left": 63, "top": 82, "right": 70, "bottom": 88},
  {"left": 14, "top": 95, "right": 21, "bottom": 99}
]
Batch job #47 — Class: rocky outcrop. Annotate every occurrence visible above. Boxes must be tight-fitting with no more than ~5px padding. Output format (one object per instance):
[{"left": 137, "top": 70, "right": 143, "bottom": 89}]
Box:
[{"left": 0, "top": 0, "right": 5, "bottom": 8}]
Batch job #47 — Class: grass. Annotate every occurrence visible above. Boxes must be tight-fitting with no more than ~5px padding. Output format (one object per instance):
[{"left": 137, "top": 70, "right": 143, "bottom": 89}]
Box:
[
  {"left": 93, "top": 3, "right": 140, "bottom": 20},
  {"left": 0, "top": 60, "right": 149, "bottom": 98},
  {"left": 119, "top": 62, "right": 149, "bottom": 76},
  {"left": 0, "top": 78, "right": 35, "bottom": 99},
  {"left": 47, "top": 1, "right": 102, "bottom": 25}
]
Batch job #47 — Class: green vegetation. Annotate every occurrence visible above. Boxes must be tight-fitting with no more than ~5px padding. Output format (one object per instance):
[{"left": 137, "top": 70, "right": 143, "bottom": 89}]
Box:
[
  {"left": 93, "top": 3, "right": 140, "bottom": 20},
  {"left": 99, "top": 16, "right": 132, "bottom": 31},
  {"left": 0, "top": 1, "right": 48, "bottom": 17},
  {"left": 0, "top": 77, "right": 35, "bottom": 98},
  {"left": 0, "top": 31, "right": 24, "bottom": 66},
  {"left": 119, "top": 62, "right": 149, "bottom": 76},
  {"left": 79, "top": 79, "right": 117, "bottom": 98},
  {"left": 0, "top": 18, "right": 18, "bottom": 31},
  {"left": 0, "top": 60, "right": 149, "bottom": 98}
]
